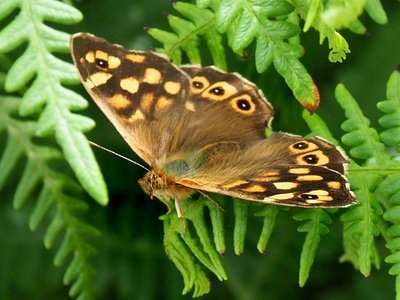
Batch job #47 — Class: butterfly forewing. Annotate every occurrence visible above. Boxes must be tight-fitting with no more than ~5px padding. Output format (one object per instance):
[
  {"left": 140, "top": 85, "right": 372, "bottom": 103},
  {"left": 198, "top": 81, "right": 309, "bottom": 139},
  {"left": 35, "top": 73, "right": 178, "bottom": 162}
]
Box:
[{"left": 71, "top": 33, "right": 192, "bottom": 166}]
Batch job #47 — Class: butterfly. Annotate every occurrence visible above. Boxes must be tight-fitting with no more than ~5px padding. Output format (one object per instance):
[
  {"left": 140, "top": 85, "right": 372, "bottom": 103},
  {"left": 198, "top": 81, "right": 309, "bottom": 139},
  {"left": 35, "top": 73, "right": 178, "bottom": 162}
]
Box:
[{"left": 70, "top": 33, "right": 357, "bottom": 219}]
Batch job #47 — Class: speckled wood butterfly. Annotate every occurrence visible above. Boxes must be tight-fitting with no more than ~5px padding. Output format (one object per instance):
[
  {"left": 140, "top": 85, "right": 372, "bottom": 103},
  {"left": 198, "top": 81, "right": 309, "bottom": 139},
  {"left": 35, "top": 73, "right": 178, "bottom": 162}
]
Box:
[{"left": 70, "top": 33, "right": 357, "bottom": 218}]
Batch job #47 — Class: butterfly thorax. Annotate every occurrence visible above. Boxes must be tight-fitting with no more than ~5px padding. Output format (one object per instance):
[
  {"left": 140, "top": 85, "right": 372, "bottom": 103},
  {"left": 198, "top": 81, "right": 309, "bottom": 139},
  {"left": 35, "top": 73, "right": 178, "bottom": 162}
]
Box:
[{"left": 138, "top": 171, "right": 193, "bottom": 201}]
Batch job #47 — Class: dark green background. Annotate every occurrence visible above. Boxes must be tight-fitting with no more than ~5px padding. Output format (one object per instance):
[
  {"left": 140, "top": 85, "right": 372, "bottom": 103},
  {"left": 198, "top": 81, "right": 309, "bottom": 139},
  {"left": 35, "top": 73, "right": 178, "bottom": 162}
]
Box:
[{"left": 2, "top": 0, "right": 400, "bottom": 299}]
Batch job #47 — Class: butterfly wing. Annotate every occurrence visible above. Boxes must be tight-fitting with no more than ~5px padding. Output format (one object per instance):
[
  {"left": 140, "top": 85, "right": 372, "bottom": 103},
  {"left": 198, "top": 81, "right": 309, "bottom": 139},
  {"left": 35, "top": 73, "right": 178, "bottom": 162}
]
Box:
[
  {"left": 71, "top": 33, "right": 191, "bottom": 166},
  {"left": 70, "top": 34, "right": 273, "bottom": 169},
  {"left": 174, "top": 133, "right": 357, "bottom": 207},
  {"left": 179, "top": 65, "right": 273, "bottom": 145}
]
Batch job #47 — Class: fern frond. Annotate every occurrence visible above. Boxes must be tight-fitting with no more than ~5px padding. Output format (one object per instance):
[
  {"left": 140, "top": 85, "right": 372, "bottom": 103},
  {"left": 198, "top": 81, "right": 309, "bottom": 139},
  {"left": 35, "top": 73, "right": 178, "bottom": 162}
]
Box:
[
  {"left": 302, "top": 110, "right": 339, "bottom": 144},
  {"left": 334, "top": 84, "right": 385, "bottom": 277},
  {"left": 254, "top": 205, "right": 279, "bottom": 254},
  {"left": 290, "top": 0, "right": 387, "bottom": 62},
  {"left": 148, "top": 2, "right": 226, "bottom": 69},
  {"left": 377, "top": 68, "right": 400, "bottom": 147},
  {"left": 0, "top": 96, "right": 99, "bottom": 299},
  {"left": 364, "top": 0, "right": 388, "bottom": 24},
  {"left": 0, "top": 0, "right": 107, "bottom": 205},
  {"left": 294, "top": 208, "right": 334, "bottom": 286},
  {"left": 215, "top": 0, "right": 319, "bottom": 111},
  {"left": 289, "top": 0, "right": 351, "bottom": 62},
  {"left": 375, "top": 68, "right": 400, "bottom": 298},
  {"left": 161, "top": 196, "right": 227, "bottom": 297}
]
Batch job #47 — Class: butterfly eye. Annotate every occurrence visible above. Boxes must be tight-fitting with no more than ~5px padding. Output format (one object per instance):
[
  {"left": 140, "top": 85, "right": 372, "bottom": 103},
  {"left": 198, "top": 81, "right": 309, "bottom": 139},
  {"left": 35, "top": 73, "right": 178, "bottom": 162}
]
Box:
[
  {"left": 236, "top": 99, "right": 251, "bottom": 111},
  {"left": 193, "top": 81, "right": 203, "bottom": 89},
  {"left": 209, "top": 87, "right": 225, "bottom": 96},
  {"left": 293, "top": 142, "right": 308, "bottom": 150},
  {"left": 303, "top": 154, "right": 319, "bottom": 164},
  {"left": 95, "top": 58, "right": 108, "bottom": 68}
]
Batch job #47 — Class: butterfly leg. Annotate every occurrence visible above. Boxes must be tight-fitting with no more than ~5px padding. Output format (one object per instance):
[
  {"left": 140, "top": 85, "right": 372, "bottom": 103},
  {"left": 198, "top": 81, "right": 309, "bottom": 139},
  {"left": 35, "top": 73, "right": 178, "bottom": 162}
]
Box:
[
  {"left": 158, "top": 197, "right": 173, "bottom": 215},
  {"left": 198, "top": 191, "right": 225, "bottom": 213},
  {"left": 174, "top": 197, "right": 187, "bottom": 237}
]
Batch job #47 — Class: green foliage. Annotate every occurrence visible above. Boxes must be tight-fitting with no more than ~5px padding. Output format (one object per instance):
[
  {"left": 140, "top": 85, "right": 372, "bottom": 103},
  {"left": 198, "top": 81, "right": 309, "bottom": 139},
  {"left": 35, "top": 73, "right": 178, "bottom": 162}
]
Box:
[
  {"left": 1, "top": 0, "right": 400, "bottom": 299},
  {"left": 0, "top": 0, "right": 105, "bottom": 298},
  {"left": 0, "top": 0, "right": 107, "bottom": 205},
  {"left": 0, "top": 96, "right": 99, "bottom": 299}
]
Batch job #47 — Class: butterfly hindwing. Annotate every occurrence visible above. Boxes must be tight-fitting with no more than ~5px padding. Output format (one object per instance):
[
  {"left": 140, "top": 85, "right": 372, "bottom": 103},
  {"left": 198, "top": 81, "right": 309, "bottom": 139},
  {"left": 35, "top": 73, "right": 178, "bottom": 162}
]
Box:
[{"left": 175, "top": 133, "right": 357, "bottom": 207}]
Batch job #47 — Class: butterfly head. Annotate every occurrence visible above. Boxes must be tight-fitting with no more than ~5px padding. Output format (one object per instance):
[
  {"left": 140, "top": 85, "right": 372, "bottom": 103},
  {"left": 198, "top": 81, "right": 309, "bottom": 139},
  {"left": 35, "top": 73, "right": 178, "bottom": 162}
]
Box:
[{"left": 138, "top": 171, "right": 193, "bottom": 202}]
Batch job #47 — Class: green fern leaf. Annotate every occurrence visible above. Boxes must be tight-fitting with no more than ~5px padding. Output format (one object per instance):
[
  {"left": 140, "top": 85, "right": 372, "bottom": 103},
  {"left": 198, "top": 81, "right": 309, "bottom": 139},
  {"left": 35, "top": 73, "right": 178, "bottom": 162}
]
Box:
[
  {"left": 364, "top": 0, "right": 388, "bottom": 24},
  {"left": 254, "top": 205, "right": 279, "bottom": 254},
  {"left": 289, "top": 0, "right": 351, "bottom": 62},
  {"left": 301, "top": 110, "right": 339, "bottom": 144},
  {"left": 0, "top": 0, "right": 108, "bottom": 205},
  {"left": 321, "top": 0, "right": 365, "bottom": 29},
  {"left": 162, "top": 196, "right": 227, "bottom": 297},
  {"left": 374, "top": 68, "right": 400, "bottom": 298},
  {"left": 377, "top": 68, "right": 400, "bottom": 146},
  {"left": 0, "top": 95, "right": 99, "bottom": 299},
  {"left": 215, "top": 0, "right": 320, "bottom": 111},
  {"left": 335, "top": 84, "right": 385, "bottom": 277},
  {"left": 233, "top": 198, "right": 249, "bottom": 255},
  {"left": 148, "top": 2, "right": 226, "bottom": 70},
  {"left": 294, "top": 208, "right": 333, "bottom": 286}
]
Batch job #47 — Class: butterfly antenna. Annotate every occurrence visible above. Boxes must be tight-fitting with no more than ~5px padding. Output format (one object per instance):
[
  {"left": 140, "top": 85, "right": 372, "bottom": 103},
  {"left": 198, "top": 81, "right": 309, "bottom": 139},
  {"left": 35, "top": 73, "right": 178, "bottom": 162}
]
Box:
[{"left": 89, "top": 141, "right": 150, "bottom": 172}]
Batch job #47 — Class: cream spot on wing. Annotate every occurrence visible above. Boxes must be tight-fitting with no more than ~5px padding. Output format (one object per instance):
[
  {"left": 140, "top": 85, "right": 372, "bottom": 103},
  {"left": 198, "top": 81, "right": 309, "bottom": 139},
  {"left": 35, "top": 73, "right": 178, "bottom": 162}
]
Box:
[
  {"left": 143, "top": 68, "right": 162, "bottom": 84},
  {"left": 254, "top": 176, "right": 280, "bottom": 182},
  {"left": 241, "top": 185, "right": 266, "bottom": 193},
  {"left": 327, "top": 181, "right": 341, "bottom": 189},
  {"left": 273, "top": 182, "right": 299, "bottom": 190},
  {"left": 308, "top": 189, "right": 329, "bottom": 196},
  {"left": 108, "top": 55, "right": 121, "bottom": 69},
  {"left": 126, "top": 53, "right": 146, "bottom": 63},
  {"left": 164, "top": 81, "right": 181, "bottom": 95},
  {"left": 320, "top": 196, "right": 333, "bottom": 201},
  {"left": 95, "top": 50, "right": 108, "bottom": 61},
  {"left": 140, "top": 93, "right": 154, "bottom": 112},
  {"left": 270, "top": 193, "right": 295, "bottom": 200},
  {"left": 155, "top": 96, "right": 173, "bottom": 111},
  {"left": 85, "top": 79, "right": 95, "bottom": 88},
  {"left": 289, "top": 168, "right": 310, "bottom": 174},
  {"left": 297, "top": 175, "right": 323, "bottom": 181},
  {"left": 185, "top": 101, "right": 195, "bottom": 112},
  {"left": 127, "top": 109, "right": 145, "bottom": 122},
  {"left": 305, "top": 199, "right": 326, "bottom": 204},
  {"left": 223, "top": 180, "right": 249, "bottom": 188},
  {"left": 259, "top": 171, "right": 280, "bottom": 176},
  {"left": 85, "top": 51, "right": 95, "bottom": 63},
  {"left": 120, "top": 77, "right": 139, "bottom": 94},
  {"left": 89, "top": 72, "right": 112, "bottom": 87},
  {"left": 109, "top": 94, "right": 131, "bottom": 109}
]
